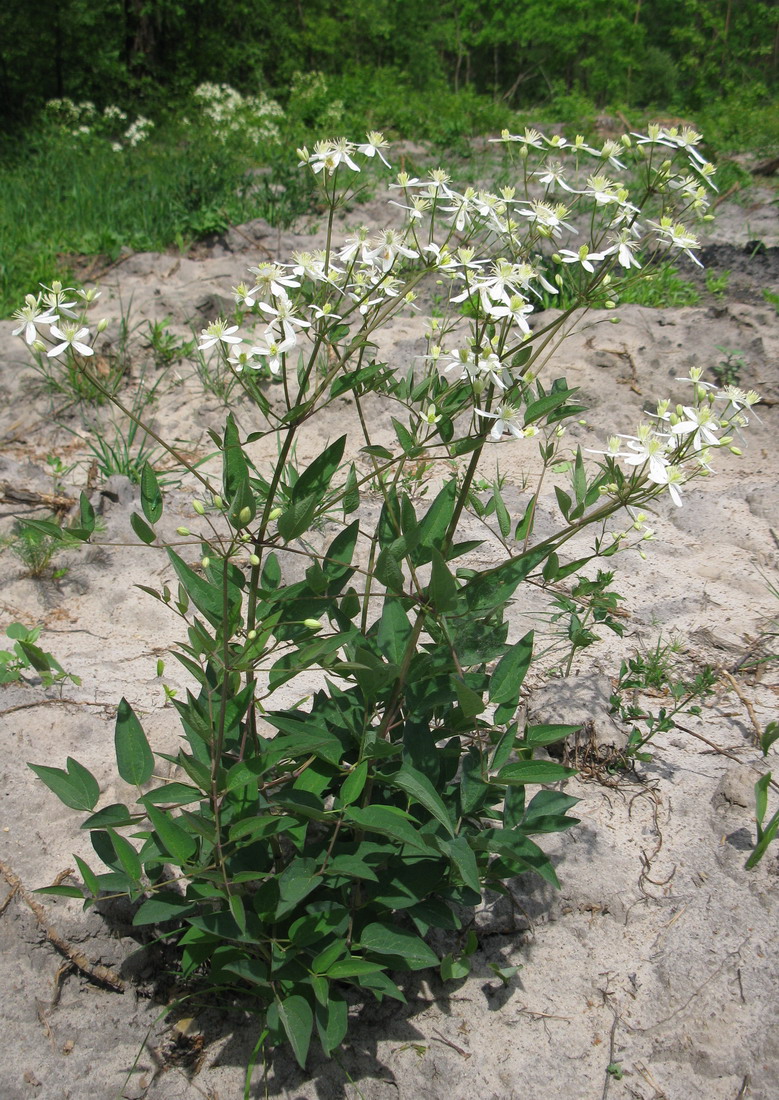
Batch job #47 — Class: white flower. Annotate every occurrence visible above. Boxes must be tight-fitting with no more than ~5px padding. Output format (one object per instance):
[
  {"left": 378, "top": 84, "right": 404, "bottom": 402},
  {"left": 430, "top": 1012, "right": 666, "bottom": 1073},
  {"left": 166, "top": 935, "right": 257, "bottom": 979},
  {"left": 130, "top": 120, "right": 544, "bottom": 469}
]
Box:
[
  {"left": 604, "top": 426, "right": 672, "bottom": 485},
  {"left": 556, "top": 245, "right": 606, "bottom": 273},
  {"left": 365, "top": 228, "right": 418, "bottom": 272},
  {"left": 357, "top": 131, "right": 391, "bottom": 168},
  {"left": 227, "top": 347, "right": 262, "bottom": 373},
  {"left": 258, "top": 298, "right": 310, "bottom": 345},
  {"left": 309, "top": 138, "right": 360, "bottom": 175},
  {"left": 249, "top": 329, "right": 296, "bottom": 375},
  {"left": 516, "top": 200, "right": 576, "bottom": 239},
  {"left": 247, "top": 263, "right": 300, "bottom": 300},
  {"left": 671, "top": 405, "right": 721, "bottom": 450},
  {"left": 198, "top": 320, "right": 242, "bottom": 351},
  {"left": 602, "top": 230, "right": 642, "bottom": 270},
  {"left": 475, "top": 404, "right": 529, "bottom": 441},
  {"left": 486, "top": 294, "right": 534, "bottom": 335},
  {"left": 47, "top": 323, "right": 94, "bottom": 358},
  {"left": 534, "top": 160, "right": 576, "bottom": 192},
  {"left": 12, "top": 295, "right": 57, "bottom": 344},
  {"left": 664, "top": 466, "right": 686, "bottom": 507},
  {"left": 648, "top": 218, "right": 702, "bottom": 266}
]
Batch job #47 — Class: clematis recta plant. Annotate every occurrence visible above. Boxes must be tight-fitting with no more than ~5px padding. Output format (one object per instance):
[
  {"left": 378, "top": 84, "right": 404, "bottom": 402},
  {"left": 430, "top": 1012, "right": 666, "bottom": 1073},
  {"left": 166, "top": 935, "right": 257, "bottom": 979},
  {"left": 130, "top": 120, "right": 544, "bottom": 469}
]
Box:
[{"left": 21, "top": 125, "right": 758, "bottom": 1070}]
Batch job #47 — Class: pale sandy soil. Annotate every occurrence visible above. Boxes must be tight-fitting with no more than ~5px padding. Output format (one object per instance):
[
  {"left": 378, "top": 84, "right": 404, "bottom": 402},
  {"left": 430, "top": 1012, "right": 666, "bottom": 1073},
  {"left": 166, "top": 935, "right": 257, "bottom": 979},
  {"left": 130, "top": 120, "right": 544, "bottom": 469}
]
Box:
[{"left": 0, "top": 167, "right": 778, "bottom": 1100}]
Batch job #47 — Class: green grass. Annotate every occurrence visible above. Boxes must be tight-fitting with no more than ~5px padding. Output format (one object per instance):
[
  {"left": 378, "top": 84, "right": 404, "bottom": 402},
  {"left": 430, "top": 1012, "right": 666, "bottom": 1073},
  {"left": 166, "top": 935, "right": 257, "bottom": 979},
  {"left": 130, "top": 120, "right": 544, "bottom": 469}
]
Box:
[
  {"left": 0, "top": 128, "right": 315, "bottom": 317},
  {"left": 2, "top": 79, "right": 775, "bottom": 319}
]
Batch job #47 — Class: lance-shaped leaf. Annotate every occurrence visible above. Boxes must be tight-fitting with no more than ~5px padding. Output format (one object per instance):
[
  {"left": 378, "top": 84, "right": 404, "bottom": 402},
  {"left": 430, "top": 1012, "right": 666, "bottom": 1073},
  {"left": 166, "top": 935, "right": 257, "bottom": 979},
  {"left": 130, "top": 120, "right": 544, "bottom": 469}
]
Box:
[{"left": 115, "top": 697, "right": 154, "bottom": 786}]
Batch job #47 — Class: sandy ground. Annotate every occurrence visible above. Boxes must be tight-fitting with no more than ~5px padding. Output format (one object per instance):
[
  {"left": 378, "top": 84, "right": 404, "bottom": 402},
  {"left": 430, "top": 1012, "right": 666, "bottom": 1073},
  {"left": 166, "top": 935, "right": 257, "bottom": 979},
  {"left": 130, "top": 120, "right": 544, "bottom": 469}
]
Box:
[{"left": 1, "top": 165, "right": 778, "bottom": 1100}]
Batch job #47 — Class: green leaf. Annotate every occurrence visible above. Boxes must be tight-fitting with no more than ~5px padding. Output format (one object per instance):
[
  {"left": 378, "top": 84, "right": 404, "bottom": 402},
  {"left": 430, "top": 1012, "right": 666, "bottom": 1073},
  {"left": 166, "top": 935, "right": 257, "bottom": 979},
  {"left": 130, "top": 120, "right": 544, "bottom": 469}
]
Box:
[
  {"left": 108, "top": 829, "right": 142, "bottom": 881},
  {"left": 489, "top": 630, "right": 533, "bottom": 706},
  {"left": 36, "top": 884, "right": 85, "bottom": 899},
  {"left": 554, "top": 486, "right": 572, "bottom": 521},
  {"left": 493, "top": 486, "right": 511, "bottom": 538},
  {"left": 522, "top": 789, "right": 581, "bottom": 833},
  {"left": 376, "top": 597, "right": 411, "bottom": 664},
  {"left": 74, "top": 854, "right": 100, "bottom": 896},
  {"left": 524, "top": 723, "right": 581, "bottom": 747},
  {"left": 277, "top": 995, "right": 313, "bottom": 1069},
  {"left": 278, "top": 494, "right": 318, "bottom": 542},
  {"left": 344, "top": 805, "right": 434, "bottom": 854},
  {"left": 453, "top": 677, "right": 484, "bottom": 717},
  {"left": 358, "top": 922, "right": 439, "bottom": 970},
  {"left": 416, "top": 480, "right": 457, "bottom": 562},
  {"left": 222, "top": 413, "right": 249, "bottom": 501},
  {"left": 145, "top": 803, "right": 197, "bottom": 864},
  {"left": 140, "top": 462, "right": 163, "bottom": 524},
  {"left": 276, "top": 857, "right": 320, "bottom": 918},
  {"left": 133, "top": 891, "right": 198, "bottom": 926},
  {"left": 375, "top": 547, "right": 404, "bottom": 592},
  {"left": 130, "top": 512, "right": 156, "bottom": 545},
  {"left": 428, "top": 549, "right": 457, "bottom": 612},
  {"left": 167, "top": 548, "right": 239, "bottom": 630},
  {"left": 29, "top": 757, "right": 100, "bottom": 812},
  {"left": 115, "top": 698, "right": 154, "bottom": 786},
  {"left": 463, "top": 546, "right": 547, "bottom": 614},
  {"left": 141, "top": 783, "right": 203, "bottom": 806},
  {"left": 436, "top": 835, "right": 481, "bottom": 894},
  {"left": 81, "top": 803, "right": 138, "bottom": 830},
  {"left": 440, "top": 954, "right": 471, "bottom": 982},
  {"left": 389, "top": 764, "right": 455, "bottom": 836},
  {"left": 293, "top": 436, "right": 346, "bottom": 502},
  {"left": 77, "top": 492, "right": 96, "bottom": 536},
  {"left": 572, "top": 446, "right": 587, "bottom": 506},
  {"left": 325, "top": 958, "right": 385, "bottom": 979},
  {"left": 340, "top": 761, "right": 368, "bottom": 806},
  {"left": 494, "top": 760, "right": 576, "bottom": 785}
]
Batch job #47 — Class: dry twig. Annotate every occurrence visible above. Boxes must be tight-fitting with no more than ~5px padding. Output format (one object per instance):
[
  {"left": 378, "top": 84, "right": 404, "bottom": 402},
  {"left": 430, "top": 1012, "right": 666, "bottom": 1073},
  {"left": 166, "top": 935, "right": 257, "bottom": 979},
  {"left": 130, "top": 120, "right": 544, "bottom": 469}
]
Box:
[{"left": 0, "top": 858, "right": 125, "bottom": 993}]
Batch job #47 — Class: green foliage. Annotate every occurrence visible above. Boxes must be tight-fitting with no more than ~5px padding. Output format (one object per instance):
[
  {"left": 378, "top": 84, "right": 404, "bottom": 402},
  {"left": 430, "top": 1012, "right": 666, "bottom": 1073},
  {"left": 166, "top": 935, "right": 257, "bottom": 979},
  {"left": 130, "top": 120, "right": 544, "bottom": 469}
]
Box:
[
  {"left": 610, "top": 641, "right": 717, "bottom": 759},
  {"left": 20, "top": 126, "right": 758, "bottom": 1073},
  {"left": 711, "top": 346, "right": 747, "bottom": 388},
  {"left": 0, "top": 622, "right": 80, "bottom": 687},
  {"left": 3, "top": 514, "right": 82, "bottom": 578}
]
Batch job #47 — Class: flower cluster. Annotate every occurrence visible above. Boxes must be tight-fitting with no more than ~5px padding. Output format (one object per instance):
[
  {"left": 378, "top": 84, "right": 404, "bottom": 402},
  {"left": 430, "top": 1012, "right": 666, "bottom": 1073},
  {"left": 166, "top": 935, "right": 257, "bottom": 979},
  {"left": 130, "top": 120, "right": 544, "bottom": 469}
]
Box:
[
  {"left": 191, "top": 83, "right": 284, "bottom": 145},
  {"left": 12, "top": 284, "right": 100, "bottom": 357},
  {"left": 43, "top": 98, "right": 154, "bottom": 151},
  {"left": 592, "top": 368, "right": 759, "bottom": 507}
]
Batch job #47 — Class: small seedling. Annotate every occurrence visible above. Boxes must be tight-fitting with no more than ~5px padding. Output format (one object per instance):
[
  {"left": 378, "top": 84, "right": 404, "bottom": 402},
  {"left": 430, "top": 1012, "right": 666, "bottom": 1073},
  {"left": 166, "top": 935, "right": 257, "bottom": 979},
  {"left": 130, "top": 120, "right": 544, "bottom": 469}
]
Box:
[
  {"left": 705, "top": 268, "right": 730, "bottom": 300},
  {"left": 0, "top": 623, "right": 80, "bottom": 687},
  {"left": 5, "top": 515, "right": 80, "bottom": 578},
  {"left": 711, "top": 346, "right": 747, "bottom": 388}
]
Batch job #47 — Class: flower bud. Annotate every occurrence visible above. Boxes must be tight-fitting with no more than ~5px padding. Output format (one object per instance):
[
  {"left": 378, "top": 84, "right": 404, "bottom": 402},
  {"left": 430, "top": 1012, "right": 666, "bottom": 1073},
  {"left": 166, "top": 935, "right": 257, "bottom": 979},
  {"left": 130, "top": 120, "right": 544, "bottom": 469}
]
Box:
[
  {"left": 97, "top": 317, "right": 109, "bottom": 333},
  {"left": 729, "top": 446, "right": 742, "bottom": 455},
  {"left": 201, "top": 556, "right": 210, "bottom": 569},
  {"left": 238, "top": 506, "right": 252, "bottom": 526},
  {"left": 269, "top": 507, "right": 283, "bottom": 521},
  {"left": 192, "top": 500, "right": 205, "bottom": 515},
  {"left": 32, "top": 340, "right": 47, "bottom": 353},
  {"left": 249, "top": 553, "right": 260, "bottom": 566},
  {"left": 212, "top": 495, "right": 224, "bottom": 509},
  {"left": 247, "top": 629, "right": 257, "bottom": 640},
  {"left": 303, "top": 618, "right": 323, "bottom": 631},
  {"left": 176, "top": 526, "right": 191, "bottom": 536},
  {"left": 604, "top": 301, "right": 616, "bottom": 310}
]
